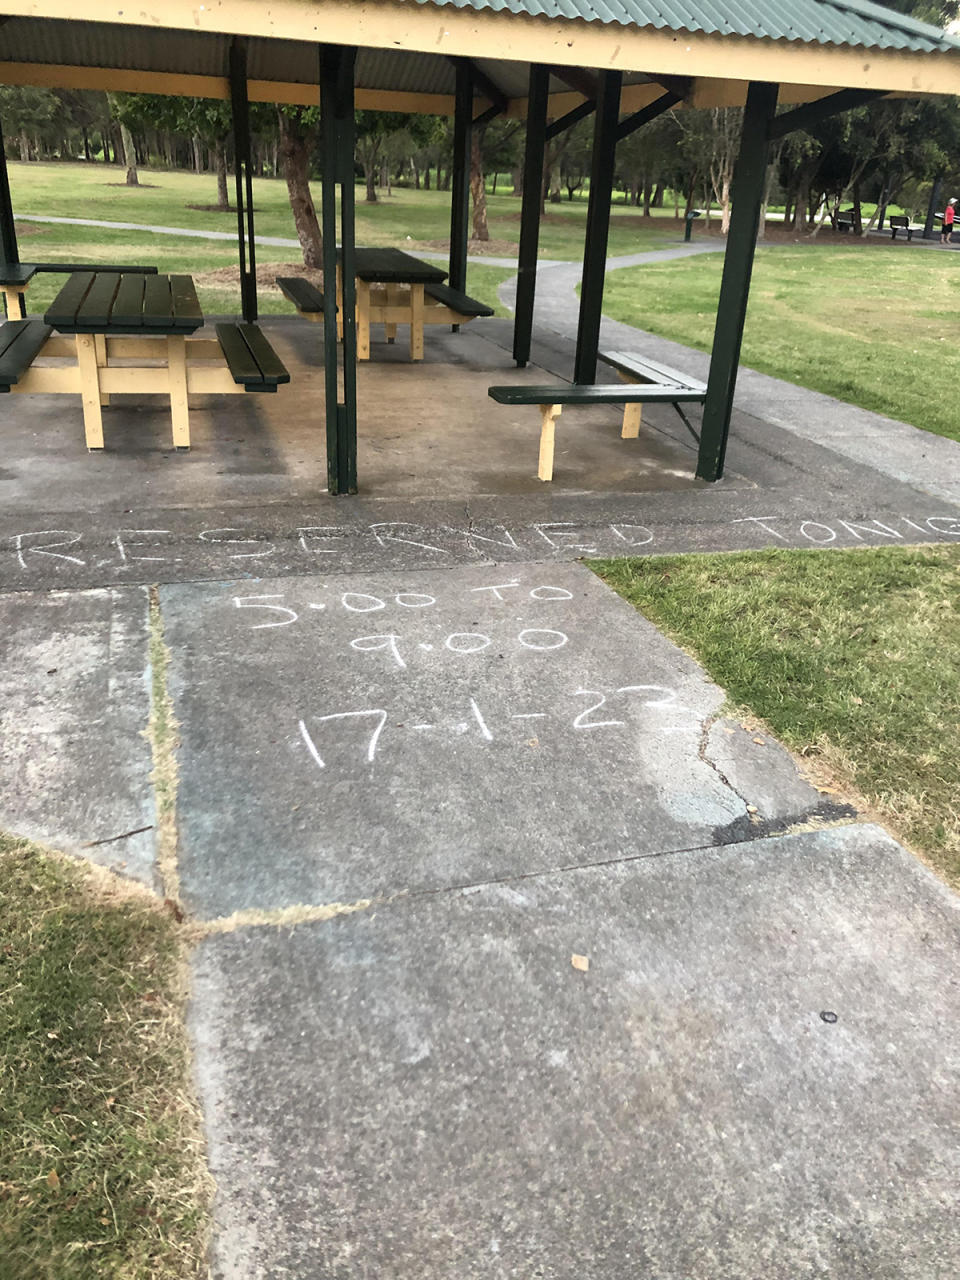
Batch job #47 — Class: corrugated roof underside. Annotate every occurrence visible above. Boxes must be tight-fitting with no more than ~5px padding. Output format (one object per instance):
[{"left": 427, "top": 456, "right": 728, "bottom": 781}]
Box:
[{"left": 413, "top": 0, "right": 960, "bottom": 52}]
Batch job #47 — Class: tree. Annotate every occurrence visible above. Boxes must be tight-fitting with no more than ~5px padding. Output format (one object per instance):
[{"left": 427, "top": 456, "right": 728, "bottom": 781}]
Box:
[
  {"left": 277, "top": 106, "right": 322, "bottom": 267},
  {"left": 0, "top": 86, "right": 59, "bottom": 161},
  {"left": 354, "top": 111, "right": 410, "bottom": 202}
]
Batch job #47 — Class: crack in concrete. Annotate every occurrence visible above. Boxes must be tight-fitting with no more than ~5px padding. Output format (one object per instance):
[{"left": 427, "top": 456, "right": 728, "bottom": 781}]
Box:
[
  {"left": 697, "top": 709, "right": 756, "bottom": 814},
  {"left": 145, "top": 584, "right": 181, "bottom": 905}
]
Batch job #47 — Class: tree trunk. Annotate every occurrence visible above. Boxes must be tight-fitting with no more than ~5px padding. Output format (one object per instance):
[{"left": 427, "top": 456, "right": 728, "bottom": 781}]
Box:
[
  {"left": 18, "top": 131, "right": 29, "bottom": 162},
  {"left": 512, "top": 166, "right": 523, "bottom": 197},
  {"left": 412, "top": 162, "right": 420, "bottom": 190},
  {"left": 423, "top": 166, "right": 431, "bottom": 190},
  {"left": 278, "top": 111, "right": 323, "bottom": 268},
  {"left": 548, "top": 160, "right": 562, "bottom": 204},
  {"left": 470, "top": 127, "right": 489, "bottom": 241},
  {"left": 491, "top": 171, "right": 498, "bottom": 195},
  {"left": 642, "top": 179, "right": 653, "bottom": 216},
  {"left": 192, "top": 135, "right": 202, "bottom": 174},
  {"left": 365, "top": 167, "right": 377, "bottom": 203},
  {"left": 684, "top": 171, "right": 699, "bottom": 220},
  {"left": 120, "top": 122, "right": 139, "bottom": 186},
  {"left": 215, "top": 141, "right": 229, "bottom": 210}
]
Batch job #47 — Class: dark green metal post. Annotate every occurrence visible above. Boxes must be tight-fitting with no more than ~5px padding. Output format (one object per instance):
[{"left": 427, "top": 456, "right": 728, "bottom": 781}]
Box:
[
  {"left": 320, "top": 45, "right": 358, "bottom": 495},
  {"left": 696, "top": 81, "right": 779, "bottom": 482},
  {"left": 573, "top": 70, "right": 621, "bottom": 385},
  {"left": 229, "top": 38, "right": 257, "bottom": 322},
  {"left": 513, "top": 65, "right": 549, "bottom": 367},
  {"left": 449, "top": 60, "right": 472, "bottom": 301},
  {"left": 0, "top": 116, "right": 18, "bottom": 270}
]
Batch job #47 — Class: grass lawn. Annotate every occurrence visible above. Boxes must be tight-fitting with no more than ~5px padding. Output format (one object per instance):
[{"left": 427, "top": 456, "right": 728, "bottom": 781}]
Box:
[
  {"left": 601, "top": 242, "right": 960, "bottom": 443},
  {"left": 0, "top": 835, "right": 210, "bottom": 1279},
  {"left": 10, "top": 220, "right": 515, "bottom": 318},
  {"left": 7, "top": 161, "right": 675, "bottom": 262},
  {"left": 591, "top": 546, "right": 960, "bottom": 888}
]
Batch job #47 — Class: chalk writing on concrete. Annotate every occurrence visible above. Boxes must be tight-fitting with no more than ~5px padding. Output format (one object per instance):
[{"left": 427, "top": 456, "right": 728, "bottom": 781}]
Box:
[
  {"left": 296, "top": 684, "right": 690, "bottom": 771},
  {"left": 5, "top": 514, "right": 958, "bottom": 579}
]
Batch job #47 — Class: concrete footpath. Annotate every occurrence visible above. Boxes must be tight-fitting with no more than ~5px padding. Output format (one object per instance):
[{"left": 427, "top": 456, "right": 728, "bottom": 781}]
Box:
[
  {"left": 2, "top": 277, "right": 960, "bottom": 1274},
  {"left": 3, "top": 558, "right": 960, "bottom": 1277}
]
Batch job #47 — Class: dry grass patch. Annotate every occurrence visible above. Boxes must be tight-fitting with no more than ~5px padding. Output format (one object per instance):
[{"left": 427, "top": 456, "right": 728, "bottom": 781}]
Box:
[{"left": 0, "top": 835, "right": 212, "bottom": 1280}]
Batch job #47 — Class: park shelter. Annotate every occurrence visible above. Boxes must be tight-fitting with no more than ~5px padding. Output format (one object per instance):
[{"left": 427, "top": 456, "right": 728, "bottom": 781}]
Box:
[{"left": 0, "top": 0, "right": 959, "bottom": 492}]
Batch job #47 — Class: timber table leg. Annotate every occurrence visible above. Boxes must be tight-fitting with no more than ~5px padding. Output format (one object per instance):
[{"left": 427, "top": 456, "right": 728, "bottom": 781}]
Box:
[
  {"left": 410, "top": 283, "right": 424, "bottom": 361},
  {"left": 621, "top": 402, "right": 642, "bottom": 438},
  {"left": 385, "top": 284, "right": 398, "bottom": 343},
  {"left": 167, "top": 334, "right": 190, "bottom": 449},
  {"left": 94, "top": 333, "right": 110, "bottom": 406},
  {"left": 537, "top": 403, "right": 562, "bottom": 482},
  {"left": 2, "top": 287, "right": 26, "bottom": 319},
  {"left": 75, "top": 333, "right": 105, "bottom": 450},
  {"left": 357, "top": 281, "right": 371, "bottom": 360}
]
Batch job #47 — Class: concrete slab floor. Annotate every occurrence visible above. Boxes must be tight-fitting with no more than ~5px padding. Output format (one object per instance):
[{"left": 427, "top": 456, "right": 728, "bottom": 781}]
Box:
[
  {"left": 190, "top": 823, "right": 960, "bottom": 1280},
  {"left": 0, "top": 319, "right": 704, "bottom": 518},
  {"left": 0, "top": 585, "right": 156, "bottom": 885}
]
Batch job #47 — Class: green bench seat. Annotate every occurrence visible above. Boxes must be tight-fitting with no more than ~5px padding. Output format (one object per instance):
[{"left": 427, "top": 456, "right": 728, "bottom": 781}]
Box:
[
  {"left": 216, "top": 322, "right": 290, "bottom": 392},
  {"left": 423, "top": 282, "right": 494, "bottom": 319},
  {"left": 275, "top": 276, "right": 326, "bottom": 319},
  {"left": 0, "top": 318, "right": 53, "bottom": 390},
  {"left": 489, "top": 351, "right": 707, "bottom": 481}
]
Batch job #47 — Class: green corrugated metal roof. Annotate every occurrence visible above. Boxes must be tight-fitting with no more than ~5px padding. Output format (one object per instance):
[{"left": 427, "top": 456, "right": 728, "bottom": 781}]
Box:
[{"left": 413, "top": 0, "right": 960, "bottom": 52}]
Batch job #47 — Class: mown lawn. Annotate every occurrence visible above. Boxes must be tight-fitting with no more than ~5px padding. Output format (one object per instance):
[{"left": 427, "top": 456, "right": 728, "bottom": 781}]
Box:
[
  {"left": 9, "top": 220, "right": 514, "bottom": 318},
  {"left": 7, "top": 160, "right": 675, "bottom": 262},
  {"left": 602, "top": 242, "right": 960, "bottom": 443},
  {"left": 592, "top": 545, "right": 960, "bottom": 887},
  {"left": 0, "top": 836, "right": 211, "bottom": 1280}
]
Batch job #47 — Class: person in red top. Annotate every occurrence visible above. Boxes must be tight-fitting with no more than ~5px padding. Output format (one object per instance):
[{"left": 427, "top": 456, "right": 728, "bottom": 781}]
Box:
[{"left": 941, "top": 197, "right": 957, "bottom": 244}]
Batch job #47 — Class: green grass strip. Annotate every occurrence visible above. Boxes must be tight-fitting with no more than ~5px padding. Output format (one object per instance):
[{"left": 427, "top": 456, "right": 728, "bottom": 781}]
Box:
[
  {"left": 591, "top": 545, "right": 960, "bottom": 886},
  {"left": 0, "top": 837, "right": 212, "bottom": 1279}
]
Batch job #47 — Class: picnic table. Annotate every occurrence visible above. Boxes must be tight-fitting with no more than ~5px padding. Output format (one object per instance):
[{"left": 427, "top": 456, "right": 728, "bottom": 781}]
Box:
[
  {"left": 0, "top": 271, "right": 289, "bottom": 450},
  {"left": 335, "top": 248, "right": 493, "bottom": 361},
  {"left": 336, "top": 247, "right": 447, "bottom": 361},
  {"left": 0, "top": 260, "right": 159, "bottom": 319}
]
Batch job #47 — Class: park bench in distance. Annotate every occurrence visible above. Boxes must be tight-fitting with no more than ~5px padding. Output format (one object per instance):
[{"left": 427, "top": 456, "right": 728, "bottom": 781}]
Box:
[
  {"left": 488, "top": 350, "right": 707, "bottom": 482},
  {"left": 888, "top": 215, "right": 924, "bottom": 241}
]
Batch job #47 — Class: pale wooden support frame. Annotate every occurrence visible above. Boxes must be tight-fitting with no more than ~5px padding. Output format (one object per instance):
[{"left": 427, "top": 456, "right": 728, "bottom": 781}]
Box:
[
  {"left": 11, "top": 333, "right": 283, "bottom": 450},
  {"left": 167, "top": 334, "right": 190, "bottom": 448},
  {"left": 616, "top": 370, "right": 642, "bottom": 437},
  {"left": 538, "top": 403, "right": 562, "bottom": 481},
  {"left": 94, "top": 333, "right": 110, "bottom": 405},
  {"left": 356, "top": 279, "right": 371, "bottom": 359},
  {"left": 1, "top": 284, "right": 26, "bottom": 318},
  {"left": 409, "top": 283, "right": 424, "bottom": 360},
  {"left": 75, "top": 331, "right": 104, "bottom": 449}
]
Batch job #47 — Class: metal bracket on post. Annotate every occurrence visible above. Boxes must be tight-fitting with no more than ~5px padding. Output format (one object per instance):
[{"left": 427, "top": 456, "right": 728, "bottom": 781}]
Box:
[
  {"left": 696, "top": 81, "right": 779, "bottom": 482},
  {"left": 228, "top": 37, "right": 257, "bottom": 323}
]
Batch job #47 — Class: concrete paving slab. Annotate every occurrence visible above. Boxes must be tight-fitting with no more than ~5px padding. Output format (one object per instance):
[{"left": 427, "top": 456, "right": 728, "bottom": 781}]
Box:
[
  {"left": 190, "top": 823, "right": 960, "bottom": 1280},
  {"left": 161, "top": 562, "right": 841, "bottom": 918},
  {"left": 2, "top": 487, "right": 958, "bottom": 594},
  {"left": 0, "top": 586, "right": 156, "bottom": 884}
]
